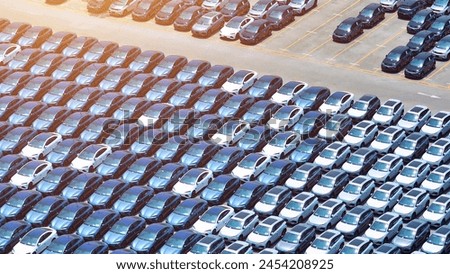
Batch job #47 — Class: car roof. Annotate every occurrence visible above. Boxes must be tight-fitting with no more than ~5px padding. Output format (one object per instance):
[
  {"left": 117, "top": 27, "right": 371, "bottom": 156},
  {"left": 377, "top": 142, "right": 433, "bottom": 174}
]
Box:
[
  {"left": 348, "top": 206, "right": 369, "bottom": 215},
  {"left": 354, "top": 147, "right": 375, "bottom": 156},
  {"left": 407, "top": 159, "right": 426, "bottom": 168},
  {"left": 435, "top": 225, "right": 450, "bottom": 236},
  {"left": 320, "top": 230, "right": 340, "bottom": 239},
  {"left": 233, "top": 210, "right": 254, "bottom": 220},
  {"left": 383, "top": 126, "right": 402, "bottom": 135},
  {"left": 348, "top": 237, "right": 369, "bottom": 247},
  {"left": 380, "top": 154, "right": 399, "bottom": 162},
  {"left": 324, "top": 169, "right": 346, "bottom": 178},
  {"left": 405, "top": 219, "right": 427, "bottom": 229},
  {"left": 380, "top": 182, "right": 399, "bottom": 191},
  {"left": 262, "top": 216, "right": 282, "bottom": 225},
  {"left": 204, "top": 205, "right": 230, "bottom": 215},
  {"left": 266, "top": 185, "right": 289, "bottom": 195},
  {"left": 180, "top": 198, "right": 206, "bottom": 207},
  {"left": 327, "top": 142, "right": 346, "bottom": 150},
  {"left": 322, "top": 199, "right": 341, "bottom": 208},
  {"left": 406, "top": 188, "right": 426, "bottom": 197},
  {"left": 434, "top": 138, "right": 450, "bottom": 147},
  {"left": 379, "top": 212, "right": 398, "bottom": 222},
  {"left": 198, "top": 235, "right": 222, "bottom": 245}
]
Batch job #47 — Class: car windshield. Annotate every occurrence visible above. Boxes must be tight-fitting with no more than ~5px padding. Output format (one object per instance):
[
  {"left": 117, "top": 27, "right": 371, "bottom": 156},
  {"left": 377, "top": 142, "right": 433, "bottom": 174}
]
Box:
[
  {"left": 401, "top": 167, "right": 418, "bottom": 177},
  {"left": 110, "top": 223, "right": 129, "bottom": 235},
  {"left": 428, "top": 203, "right": 445, "bottom": 214},
  {"left": 211, "top": 152, "right": 230, "bottom": 164},
  {"left": 207, "top": 181, "right": 224, "bottom": 191},
  {"left": 342, "top": 214, "right": 359, "bottom": 225},
  {"left": 226, "top": 219, "right": 243, "bottom": 229},
  {"left": 359, "top": 8, "right": 374, "bottom": 17},
  {"left": 58, "top": 208, "right": 76, "bottom": 220},
  {"left": 32, "top": 202, "right": 51, "bottom": 214},
  {"left": 372, "top": 190, "right": 389, "bottom": 201},
  {"left": 200, "top": 212, "right": 219, "bottom": 223},
  {"left": 173, "top": 205, "right": 191, "bottom": 216},
  {"left": 348, "top": 127, "right": 365, "bottom": 138},
  {"left": 374, "top": 161, "right": 389, "bottom": 172},
  {"left": 341, "top": 246, "right": 358, "bottom": 254},
  {"left": 120, "top": 192, "right": 138, "bottom": 202},
  {"left": 371, "top": 221, "right": 387, "bottom": 232},
  {"left": 197, "top": 17, "right": 213, "bottom": 25},
  {"left": 282, "top": 231, "right": 300, "bottom": 243},
  {"left": 311, "top": 239, "right": 329, "bottom": 250},
  {"left": 254, "top": 225, "right": 270, "bottom": 236},
  {"left": 315, "top": 207, "right": 331, "bottom": 218},
  {"left": 227, "top": 74, "right": 246, "bottom": 85},
  {"left": 269, "top": 136, "right": 287, "bottom": 147},
  {"left": 78, "top": 149, "right": 97, "bottom": 160},
  {"left": 428, "top": 145, "right": 444, "bottom": 156},
  {"left": 318, "top": 177, "right": 334, "bottom": 187},
  {"left": 166, "top": 237, "right": 183, "bottom": 249},
  {"left": 260, "top": 194, "right": 277, "bottom": 205},
  {"left": 28, "top": 137, "right": 47, "bottom": 148},
  {"left": 226, "top": 19, "right": 244, "bottom": 29},
  {"left": 403, "top": 112, "right": 419, "bottom": 122},
  {"left": 428, "top": 234, "right": 445, "bottom": 246},
  {"left": 428, "top": 172, "right": 444, "bottom": 183},
  {"left": 347, "top": 154, "right": 364, "bottom": 165},
  {"left": 18, "top": 165, "right": 38, "bottom": 177},
  {"left": 146, "top": 197, "right": 165, "bottom": 209},
  {"left": 320, "top": 149, "right": 337, "bottom": 159},
  {"left": 399, "top": 196, "right": 416, "bottom": 207},
  {"left": 252, "top": 3, "right": 267, "bottom": 12},
  {"left": 285, "top": 200, "right": 302, "bottom": 211},
  {"left": 436, "top": 39, "right": 450, "bottom": 50},
  {"left": 180, "top": 173, "right": 199, "bottom": 185},
  {"left": 344, "top": 183, "right": 361, "bottom": 194},
  {"left": 84, "top": 215, "right": 103, "bottom": 228},
  {"left": 399, "top": 139, "right": 415, "bottom": 150},
  {"left": 377, "top": 106, "right": 393, "bottom": 116},
  {"left": 155, "top": 169, "right": 173, "bottom": 180},
  {"left": 410, "top": 35, "right": 425, "bottom": 45},
  {"left": 239, "top": 158, "right": 257, "bottom": 169},
  {"left": 325, "top": 120, "right": 340, "bottom": 131},
  {"left": 137, "top": 229, "right": 157, "bottom": 241},
  {"left": 190, "top": 244, "right": 208, "bottom": 254},
  {"left": 376, "top": 133, "right": 392, "bottom": 143},
  {"left": 181, "top": 64, "right": 200, "bottom": 73},
  {"left": 46, "top": 242, "right": 67, "bottom": 253},
  {"left": 70, "top": 178, "right": 90, "bottom": 190},
  {"left": 95, "top": 185, "right": 114, "bottom": 196},
  {"left": 234, "top": 188, "right": 252, "bottom": 198},
  {"left": 291, "top": 170, "right": 307, "bottom": 181},
  {"left": 398, "top": 228, "right": 415, "bottom": 239},
  {"left": 297, "top": 142, "right": 314, "bottom": 153}
]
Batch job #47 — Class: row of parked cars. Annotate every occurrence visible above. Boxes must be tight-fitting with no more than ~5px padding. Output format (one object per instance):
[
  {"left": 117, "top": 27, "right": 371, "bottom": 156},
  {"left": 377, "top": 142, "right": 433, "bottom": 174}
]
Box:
[
  {"left": 80, "top": 0, "right": 319, "bottom": 45},
  {"left": 1, "top": 17, "right": 450, "bottom": 254}
]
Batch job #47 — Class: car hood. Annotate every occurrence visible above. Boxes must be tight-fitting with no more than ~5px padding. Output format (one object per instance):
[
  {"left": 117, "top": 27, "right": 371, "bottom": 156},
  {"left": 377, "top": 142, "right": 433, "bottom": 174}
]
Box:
[
  {"left": 17, "top": 37, "right": 35, "bottom": 47},
  {"left": 422, "top": 242, "right": 444, "bottom": 254},
  {"left": 335, "top": 222, "right": 356, "bottom": 234},
  {"left": 366, "top": 198, "right": 388, "bottom": 209},
  {"left": 397, "top": 120, "right": 417, "bottom": 130},
  {"left": 232, "top": 166, "right": 252, "bottom": 179},
  {"left": 372, "top": 113, "right": 391, "bottom": 124},
  {"left": 312, "top": 185, "right": 333, "bottom": 196},
  {"left": 247, "top": 233, "right": 269, "bottom": 245},
  {"left": 421, "top": 153, "right": 442, "bottom": 165},
  {"left": 176, "top": 71, "right": 195, "bottom": 82},
  {"left": 343, "top": 135, "right": 363, "bottom": 146},
  {"left": 254, "top": 202, "right": 276, "bottom": 214},
  {"left": 382, "top": 58, "right": 399, "bottom": 67},
  {"left": 131, "top": 238, "right": 154, "bottom": 252},
  {"left": 338, "top": 191, "right": 358, "bottom": 203},
  {"left": 0, "top": 204, "right": 19, "bottom": 217},
  {"left": 75, "top": 75, "right": 93, "bottom": 85},
  {"left": 364, "top": 229, "right": 386, "bottom": 241},
  {"left": 156, "top": 149, "right": 175, "bottom": 161},
  {"left": 181, "top": 154, "right": 200, "bottom": 167},
  {"left": 52, "top": 70, "right": 70, "bottom": 80},
  {"left": 25, "top": 211, "right": 45, "bottom": 224},
  {"left": 219, "top": 226, "right": 241, "bottom": 238},
  {"left": 121, "top": 171, "right": 142, "bottom": 184},
  {"left": 308, "top": 215, "right": 329, "bottom": 226},
  {"left": 89, "top": 193, "right": 109, "bottom": 206},
  {"left": 166, "top": 213, "right": 187, "bottom": 226},
  {"left": 96, "top": 164, "right": 117, "bottom": 176},
  {"left": 220, "top": 26, "right": 239, "bottom": 35},
  {"left": 228, "top": 195, "right": 249, "bottom": 208},
  {"left": 421, "top": 180, "right": 442, "bottom": 192},
  {"left": 262, "top": 144, "right": 284, "bottom": 157},
  {"left": 149, "top": 176, "right": 170, "bottom": 190},
  {"left": 63, "top": 187, "right": 82, "bottom": 200},
  {"left": 368, "top": 169, "right": 388, "bottom": 180},
  {"left": 342, "top": 162, "right": 362, "bottom": 173},
  {"left": 207, "top": 159, "right": 227, "bottom": 172},
  {"left": 201, "top": 188, "right": 221, "bottom": 201},
  {"left": 103, "top": 231, "right": 125, "bottom": 245},
  {"left": 370, "top": 140, "right": 390, "bottom": 152},
  {"left": 395, "top": 175, "right": 416, "bottom": 186},
  {"left": 305, "top": 246, "right": 329, "bottom": 254},
  {"left": 222, "top": 82, "right": 242, "bottom": 93},
  {"left": 285, "top": 178, "right": 307, "bottom": 190},
  {"left": 21, "top": 146, "right": 43, "bottom": 159},
  {"left": 51, "top": 217, "right": 71, "bottom": 230},
  {"left": 422, "top": 210, "right": 444, "bottom": 222},
  {"left": 172, "top": 182, "right": 195, "bottom": 196},
  {"left": 11, "top": 173, "right": 33, "bottom": 188},
  {"left": 113, "top": 200, "right": 133, "bottom": 213},
  {"left": 193, "top": 220, "right": 215, "bottom": 234},
  {"left": 77, "top": 224, "right": 98, "bottom": 238},
  {"left": 333, "top": 28, "right": 349, "bottom": 37},
  {"left": 392, "top": 236, "right": 413, "bottom": 248},
  {"left": 276, "top": 241, "right": 298, "bottom": 252},
  {"left": 279, "top": 208, "right": 301, "bottom": 219},
  {"left": 12, "top": 243, "right": 36, "bottom": 254},
  {"left": 140, "top": 206, "right": 160, "bottom": 219},
  {"left": 158, "top": 245, "right": 181, "bottom": 254},
  {"left": 421, "top": 125, "right": 440, "bottom": 136},
  {"left": 46, "top": 152, "right": 65, "bottom": 164},
  {"left": 394, "top": 147, "right": 413, "bottom": 157},
  {"left": 271, "top": 93, "right": 291, "bottom": 104},
  {"left": 394, "top": 204, "right": 414, "bottom": 215}
]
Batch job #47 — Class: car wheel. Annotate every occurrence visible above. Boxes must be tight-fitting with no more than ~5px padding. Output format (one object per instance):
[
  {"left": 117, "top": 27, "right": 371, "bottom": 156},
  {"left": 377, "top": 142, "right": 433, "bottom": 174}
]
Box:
[
  {"left": 192, "top": 191, "right": 197, "bottom": 197},
  {"left": 282, "top": 229, "right": 287, "bottom": 236},
  {"left": 239, "top": 235, "right": 245, "bottom": 241},
  {"left": 300, "top": 8, "right": 306, "bottom": 15},
  {"left": 313, "top": 0, "right": 318, "bottom": 7}
]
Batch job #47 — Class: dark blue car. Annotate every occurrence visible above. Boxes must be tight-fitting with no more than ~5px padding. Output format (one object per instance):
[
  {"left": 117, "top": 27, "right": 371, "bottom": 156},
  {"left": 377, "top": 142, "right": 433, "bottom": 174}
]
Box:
[
  {"left": 61, "top": 173, "right": 103, "bottom": 202},
  {"left": 0, "top": 220, "right": 32, "bottom": 253},
  {"left": 166, "top": 198, "right": 208, "bottom": 230},
  {"left": 36, "top": 166, "right": 80, "bottom": 196},
  {"left": 148, "top": 163, "right": 188, "bottom": 191},
  {"left": 200, "top": 175, "right": 241, "bottom": 205},
  {"left": 103, "top": 216, "right": 146, "bottom": 249},
  {"left": 112, "top": 186, "right": 154, "bottom": 216},
  {"left": 158, "top": 229, "right": 202, "bottom": 254},
  {"left": 50, "top": 202, "right": 94, "bottom": 234},
  {"left": 131, "top": 223, "right": 175, "bottom": 253},
  {"left": 289, "top": 138, "right": 327, "bottom": 164},
  {"left": 180, "top": 141, "right": 220, "bottom": 168},
  {"left": 139, "top": 192, "right": 181, "bottom": 223},
  {"left": 76, "top": 209, "right": 120, "bottom": 241},
  {"left": 227, "top": 181, "right": 269, "bottom": 211},
  {"left": 25, "top": 196, "right": 68, "bottom": 227},
  {"left": 154, "top": 135, "right": 193, "bottom": 163},
  {"left": 88, "top": 179, "right": 130, "bottom": 209},
  {"left": 205, "top": 147, "right": 246, "bottom": 175},
  {"left": 120, "top": 157, "right": 162, "bottom": 185},
  {"left": 0, "top": 183, "right": 18, "bottom": 207},
  {"left": 73, "top": 240, "right": 109, "bottom": 254},
  {"left": 0, "top": 190, "right": 43, "bottom": 220},
  {"left": 42, "top": 234, "right": 84, "bottom": 254},
  {"left": 0, "top": 154, "right": 28, "bottom": 183}
]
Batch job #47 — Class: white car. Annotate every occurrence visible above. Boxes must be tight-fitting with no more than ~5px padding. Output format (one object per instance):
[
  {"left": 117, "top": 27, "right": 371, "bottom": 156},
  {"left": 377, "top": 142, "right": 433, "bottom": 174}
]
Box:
[
  {"left": 305, "top": 229, "right": 345, "bottom": 254},
  {"left": 343, "top": 120, "right": 378, "bottom": 149},
  {"left": 307, "top": 198, "right": 346, "bottom": 231},
  {"left": 202, "top": 0, "right": 230, "bottom": 10},
  {"left": 172, "top": 168, "right": 213, "bottom": 198},
  {"left": 420, "top": 111, "right": 450, "bottom": 140},
  {"left": 367, "top": 153, "right": 403, "bottom": 184},
  {"left": 314, "top": 141, "right": 351, "bottom": 170},
  {"left": 192, "top": 205, "right": 234, "bottom": 235},
  {"left": 422, "top": 195, "right": 450, "bottom": 227},
  {"left": 431, "top": 0, "right": 450, "bottom": 14},
  {"left": 394, "top": 159, "right": 430, "bottom": 190},
  {"left": 342, "top": 147, "right": 378, "bottom": 177},
  {"left": 219, "top": 210, "right": 259, "bottom": 241},
  {"left": 380, "top": 0, "right": 400, "bottom": 11},
  {"left": 12, "top": 227, "right": 57, "bottom": 254},
  {"left": 0, "top": 43, "right": 21, "bottom": 65},
  {"left": 421, "top": 225, "right": 450, "bottom": 254},
  {"left": 432, "top": 35, "right": 450, "bottom": 60},
  {"left": 284, "top": 162, "right": 322, "bottom": 192},
  {"left": 337, "top": 176, "right": 376, "bottom": 207},
  {"left": 366, "top": 182, "right": 403, "bottom": 215},
  {"left": 248, "top": 0, "right": 279, "bottom": 19},
  {"left": 246, "top": 216, "right": 287, "bottom": 249},
  {"left": 262, "top": 131, "right": 300, "bottom": 159},
  {"left": 70, "top": 144, "right": 112, "bottom": 172},
  {"left": 10, "top": 160, "right": 53, "bottom": 189},
  {"left": 219, "top": 16, "right": 254, "bottom": 40},
  {"left": 335, "top": 206, "right": 373, "bottom": 239},
  {"left": 288, "top": 0, "right": 318, "bottom": 15},
  {"left": 364, "top": 212, "right": 403, "bottom": 246},
  {"left": 421, "top": 138, "right": 450, "bottom": 168},
  {"left": 372, "top": 99, "right": 404, "bottom": 127},
  {"left": 393, "top": 188, "right": 430, "bottom": 220},
  {"left": 109, "top": 0, "right": 140, "bottom": 16},
  {"left": 271, "top": 81, "right": 308, "bottom": 105},
  {"left": 231, "top": 153, "right": 271, "bottom": 181},
  {"left": 279, "top": 192, "right": 319, "bottom": 225},
  {"left": 369, "top": 126, "right": 406, "bottom": 154},
  {"left": 420, "top": 164, "right": 450, "bottom": 196},
  {"left": 397, "top": 105, "right": 431, "bottom": 133},
  {"left": 268, "top": 105, "right": 303, "bottom": 131},
  {"left": 254, "top": 186, "right": 291, "bottom": 216},
  {"left": 394, "top": 132, "right": 428, "bottom": 161},
  {"left": 221, "top": 70, "right": 257, "bottom": 94},
  {"left": 20, "top": 132, "right": 62, "bottom": 160},
  {"left": 318, "top": 91, "right": 354, "bottom": 115},
  {"left": 211, "top": 120, "right": 250, "bottom": 146}
]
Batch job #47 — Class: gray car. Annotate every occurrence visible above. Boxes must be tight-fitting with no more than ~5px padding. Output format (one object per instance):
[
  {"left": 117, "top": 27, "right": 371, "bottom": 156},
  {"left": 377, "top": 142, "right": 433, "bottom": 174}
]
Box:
[
  {"left": 366, "top": 182, "right": 403, "bottom": 215},
  {"left": 307, "top": 198, "right": 346, "bottom": 231},
  {"left": 393, "top": 188, "right": 430, "bottom": 221},
  {"left": 219, "top": 210, "right": 258, "bottom": 241},
  {"left": 275, "top": 223, "right": 315, "bottom": 254},
  {"left": 394, "top": 159, "right": 430, "bottom": 190},
  {"left": 364, "top": 212, "right": 403, "bottom": 245},
  {"left": 337, "top": 176, "right": 375, "bottom": 207},
  {"left": 279, "top": 192, "right": 318, "bottom": 225}
]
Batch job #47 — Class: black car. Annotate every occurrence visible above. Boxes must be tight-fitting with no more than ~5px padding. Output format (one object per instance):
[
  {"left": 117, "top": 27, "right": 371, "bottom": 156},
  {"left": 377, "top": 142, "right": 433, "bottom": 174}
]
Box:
[
  {"left": 42, "top": 81, "right": 82, "bottom": 106},
  {"left": 175, "top": 60, "right": 211, "bottom": 83},
  {"left": 240, "top": 19, "right": 273, "bottom": 45},
  {"left": 357, "top": 3, "right": 385, "bottom": 28},
  {"left": 174, "top": 6, "right": 208, "bottom": 31},
  {"left": 197, "top": 65, "right": 234, "bottom": 88},
  {"left": 131, "top": 223, "right": 175, "bottom": 253},
  {"left": 247, "top": 74, "right": 283, "bottom": 100},
  {"left": 132, "top": 0, "right": 167, "bottom": 21},
  {"left": 0, "top": 190, "right": 43, "bottom": 220},
  {"left": 405, "top": 51, "right": 436, "bottom": 79},
  {"left": 30, "top": 53, "right": 66, "bottom": 76},
  {"left": 0, "top": 22, "right": 31, "bottom": 43},
  {"left": 158, "top": 229, "right": 202, "bottom": 253},
  {"left": 130, "top": 128, "right": 169, "bottom": 156},
  {"left": 407, "top": 30, "right": 437, "bottom": 54},
  {"left": 24, "top": 196, "right": 68, "bottom": 227},
  {"left": 0, "top": 122, "right": 13, "bottom": 140},
  {"left": 381, "top": 46, "right": 414, "bottom": 73},
  {"left": 428, "top": 15, "right": 450, "bottom": 40},
  {"left": 0, "top": 155, "right": 28, "bottom": 183},
  {"left": 0, "top": 126, "right": 37, "bottom": 155},
  {"left": 40, "top": 31, "right": 77, "bottom": 53},
  {"left": 191, "top": 12, "right": 226, "bottom": 38},
  {"left": 155, "top": 0, "right": 190, "bottom": 25},
  {"left": 17, "top": 26, "right": 53, "bottom": 48},
  {"left": 83, "top": 40, "right": 119, "bottom": 63},
  {"left": 32, "top": 106, "right": 72, "bottom": 132},
  {"left": 152, "top": 55, "right": 188, "bottom": 79},
  {"left": 200, "top": 175, "right": 241, "bottom": 205},
  {"left": 154, "top": 135, "right": 193, "bottom": 163},
  {"left": 120, "top": 157, "right": 162, "bottom": 185},
  {"left": 348, "top": 94, "right": 381, "bottom": 121},
  {"left": 36, "top": 166, "right": 80, "bottom": 196},
  {"left": 43, "top": 234, "right": 85, "bottom": 254},
  {"left": 242, "top": 100, "right": 281, "bottom": 126},
  {"left": 237, "top": 125, "right": 277, "bottom": 152},
  {"left": 62, "top": 36, "right": 98, "bottom": 58},
  {"left": 0, "top": 220, "right": 32, "bottom": 253},
  {"left": 87, "top": 0, "right": 115, "bottom": 13},
  {"left": 0, "top": 184, "right": 18, "bottom": 207},
  {"left": 332, "top": 17, "right": 364, "bottom": 43},
  {"left": 120, "top": 74, "right": 159, "bottom": 97},
  {"left": 267, "top": 5, "right": 295, "bottom": 30},
  {"left": 62, "top": 173, "right": 103, "bottom": 202},
  {"left": 87, "top": 180, "right": 130, "bottom": 209},
  {"left": 0, "top": 96, "right": 24, "bottom": 121},
  {"left": 75, "top": 63, "right": 115, "bottom": 87},
  {"left": 294, "top": 86, "right": 331, "bottom": 112},
  {"left": 407, "top": 8, "right": 440, "bottom": 34},
  {"left": 76, "top": 209, "right": 121, "bottom": 241},
  {"left": 180, "top": 141, "right": 220, "bottom": 167},
  {"left": 292, "top": 110, "right": 327, "bottom": 139},
  {"left": 95, "top": 150, "right": 137, "bottom": 179},
  {"left": 220, "top": 0, "right": 251, "bottom": 21},
  {"left": 139, "top": 192, "right": 181, "bottom": 223},
  {"left": 128, "top": 50, "right": 165, "bottom": 73},
  {"left": 148, "top": 163, "right": 188, "bottom": 191},
  {"left": 398, "top": 0, "right": 428, "bottom": 20},
  {"left": 168, "top": 84, "right": 205, "bottom": 109}
]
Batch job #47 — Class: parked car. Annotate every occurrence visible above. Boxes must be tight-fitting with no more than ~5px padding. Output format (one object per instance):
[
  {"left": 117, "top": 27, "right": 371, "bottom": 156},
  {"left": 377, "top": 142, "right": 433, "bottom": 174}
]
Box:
[
  {"left": 405, "top": 52, "right": 436, "bottom": 79},
  {"left": 102, "top": 216, "right": 146, "bottom": 249},
  {"left": 422, "top": 194, "right": 450, "bottom": 226},
  {"left": 420, "top": 164, "right": 450, "bottom": 196},
  {"left": 407, "top": 8, "right": 440, "bottom": 34},
  {"left": 305, "top": 229, "right": 345, "bottom": 254},
  {"left": 393, "top": 188, "right": 430, "bottom": 220},
  {"left": 368, "top": 153, "right": 404, "bottom": 184},
  {"left": 372, "top": 99, "right": 404, "bottom": 127},
  {"left": 392, "top": 219, "right": 430, "bottom": 253},
  {"left": 267, "top": 5, "right": 295, "bottom": 30},
  {"left": 366, "top": 182, "right": 403, "bottom": 214},
  {"left": 307, "top": 198, "right": 346, "bottom": 231},
  {"left": 192, "top": 12, "right": 225, "bottom": 38},
  {"left": 397, "top": 0, "right": 428, "bottom": 20},
  {"left": 364, "top": 212, "right": 403, "bottom": 245},
  {"left": 357, "top": 3, "right": 385, "bottom": 28},
  {"left": 332, "top": 17, "right": 364, "bottom": 43},
  {"left": 347, "top": 94, "right": 381, "bottom": 121},
  {"left": 335, "top": 206, "right": 374, "bottom": 239},
  {"left": 239, "top": 19, "right": 273, "bottom": 45},
  {"left": 337, "top": 176, "right": 376, "bottom": 207},
  {"left": 246, "top": 216, "right": 287, "bottom": 249}
]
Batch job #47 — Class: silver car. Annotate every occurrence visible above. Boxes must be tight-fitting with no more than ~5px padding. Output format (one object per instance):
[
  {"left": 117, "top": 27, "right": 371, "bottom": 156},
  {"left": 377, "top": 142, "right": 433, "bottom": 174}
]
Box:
[
  {"left": 394, "top": 159, "right": 430, "bottom": 190},
  {"left": 313, "top": 141, "right": 351, "bottom": 171},
  {"left": 307, "top": 198, "right": 345, "bottom": 231},
  {"left": 246, "top": 216, "right": 287, "bottom": 249},
  {"left": 420, "top": 164, "right": 450, "bottom": 196},
  {"left": 305, "top": 229, "right": 344, "bottom": 254},
  {"left": 340, "top": 236, "right": 374, "bottom": 254},
  {"left": 372, "top": 99, "right": 404, "bottom": 127},
  {"left": 366, "top": 182, "right": 403, "bottom": 215},
  {"left": 364, "top": 212, "right": 403, "bottom": 245},
  {"left": 397, "top": 105, "right": 431, "bottom": 133},
  {"left": 421, "top": 225, "right": 450, "bottom": 254},
  {"left": 279, "top": 192, "right": 318, "bottom": 225},
  {"left": 219, "top": 210, "right": 258, "bottom": 241},
  {"left": 422, "top": 194, "right": 450, "bottom": 227},
  {"left": 369, "top": 126, "right": 406, "bottom": 154},
  {"left": 420, "top": 111, "right": 450, "bottom": 140},
  {"left": 338, "top": 176, "right": 375, "bottom": 207},
  {"left": 421, "top": 138, "right": 450, "bottom": 168},
  {"left": 367, "top": 153, "right": 403, "bottom": 184},
  {"left": 343, "top": 120, "right": 378, "bottom": 149},
  {"left": 393, "top": 188, "right": 430, "bottom": 220}
]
